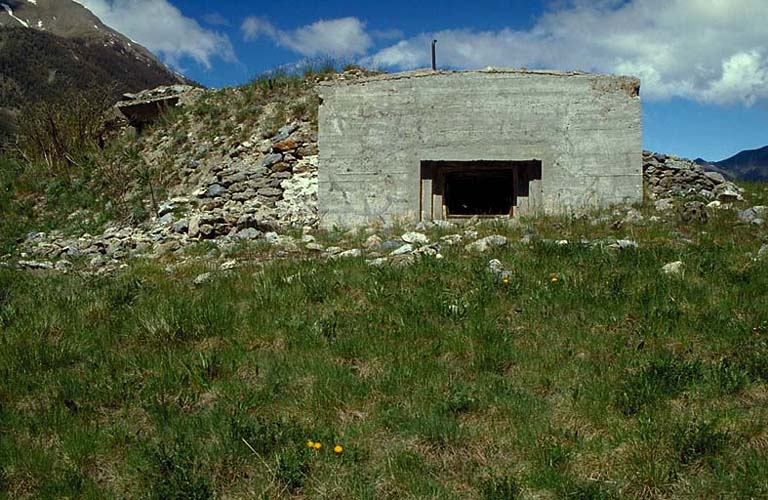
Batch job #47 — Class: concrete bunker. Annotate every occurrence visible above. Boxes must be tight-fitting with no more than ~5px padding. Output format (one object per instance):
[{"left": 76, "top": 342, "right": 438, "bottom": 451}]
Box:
[{"left": 318, "top": 69, "right": 642, "bottom": 228}]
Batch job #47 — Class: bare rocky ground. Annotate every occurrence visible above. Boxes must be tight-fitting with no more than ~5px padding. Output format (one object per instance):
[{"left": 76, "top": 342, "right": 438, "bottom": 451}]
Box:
[{"left": 5, "top": 74, "right": 765, "bottom": 276}]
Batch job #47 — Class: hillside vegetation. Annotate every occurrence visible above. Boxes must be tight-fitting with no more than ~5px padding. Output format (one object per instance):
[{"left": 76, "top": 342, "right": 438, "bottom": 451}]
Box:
[
  {"left": 0, "top": 27, "right": 184, "bottom": 111},
  {"left": 2, "top": 187, "right": 768, "bottom": 498},
  {"left": 0, "top": 65, "right": 337, "bottom": 257},
  {"left": 1, "top": 67, "right": 768, "bottom": 498}
]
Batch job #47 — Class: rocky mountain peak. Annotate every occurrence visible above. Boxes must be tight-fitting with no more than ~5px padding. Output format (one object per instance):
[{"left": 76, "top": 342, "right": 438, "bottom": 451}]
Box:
[{"left": 0, "top": 0, "right": 180, "bottom": 77}]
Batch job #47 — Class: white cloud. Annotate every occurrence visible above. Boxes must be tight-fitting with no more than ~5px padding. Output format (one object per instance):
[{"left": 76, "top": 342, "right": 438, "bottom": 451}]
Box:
[
  {"left": 364, "top": 0, "right": 768, "bottom": 106},
  {"left": 74, "top": 0, "right": 235, "bottom": 70},
  {"left": 242, "top": 17, "right": 372, "bottom": 58},
  {"left": 202, "top": 12, "right": 229, "bottom": 27}
]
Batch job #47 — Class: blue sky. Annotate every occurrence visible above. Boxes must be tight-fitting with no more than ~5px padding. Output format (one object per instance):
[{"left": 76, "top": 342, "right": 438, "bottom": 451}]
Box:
[{"left": 78, "top": 0, "right": 768, "bottom": 161}]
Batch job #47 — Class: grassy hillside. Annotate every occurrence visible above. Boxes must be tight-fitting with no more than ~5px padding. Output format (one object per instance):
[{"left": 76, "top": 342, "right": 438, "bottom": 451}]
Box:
[{"left": 1, "top": 185, "right": 767, "bottom": 498}]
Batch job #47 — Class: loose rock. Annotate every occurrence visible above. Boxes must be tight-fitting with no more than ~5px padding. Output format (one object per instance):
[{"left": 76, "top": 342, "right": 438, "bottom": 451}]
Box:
[
  {"left": 465, "top": 235, "right": 508, "bottom": 253},
  {"left": 662, "top": 261, "right": 684, "bottom": 275}
]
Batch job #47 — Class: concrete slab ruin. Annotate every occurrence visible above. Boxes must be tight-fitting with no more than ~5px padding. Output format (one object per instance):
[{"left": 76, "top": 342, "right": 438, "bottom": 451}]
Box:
[
  {"left": 116, "top": 85, "right": 202, "bottom": 128},
  {"left": 317, "top": 69, "right": 642, "bottom": 228}
]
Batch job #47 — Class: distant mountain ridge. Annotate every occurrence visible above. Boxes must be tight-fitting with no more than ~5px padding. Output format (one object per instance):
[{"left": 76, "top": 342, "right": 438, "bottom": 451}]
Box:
[
  {"left": 0, "top": 0, "right": 191, "bottom": 140},
  {"left": 696, "top": 145, "right": 768, "bottom": 182}
]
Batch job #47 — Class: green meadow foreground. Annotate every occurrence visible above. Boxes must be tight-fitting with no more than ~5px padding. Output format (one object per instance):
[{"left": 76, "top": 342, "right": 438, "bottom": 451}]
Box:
[{"left": 1, "top": 188, "right": 768, "bottom": 498}]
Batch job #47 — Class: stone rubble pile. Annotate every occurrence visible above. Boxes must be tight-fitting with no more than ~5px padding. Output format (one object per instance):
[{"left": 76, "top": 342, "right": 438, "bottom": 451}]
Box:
[
  {"left": 643, "top": 150, "right": 743, "bottom": 203},
  {"left": 16, "top": 121, "right": 319, "bottom": 273}
]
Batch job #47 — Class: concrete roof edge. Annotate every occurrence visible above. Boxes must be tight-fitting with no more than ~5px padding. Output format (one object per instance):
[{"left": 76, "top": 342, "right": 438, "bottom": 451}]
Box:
[{"left": 318, "top": 68, "right": 640, "bottom": 87}]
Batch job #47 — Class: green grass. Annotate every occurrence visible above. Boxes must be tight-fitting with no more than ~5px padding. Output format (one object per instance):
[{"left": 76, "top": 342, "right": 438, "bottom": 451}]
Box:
[{"left": 1, "top": 195, "right": 768, "bottom": 498}]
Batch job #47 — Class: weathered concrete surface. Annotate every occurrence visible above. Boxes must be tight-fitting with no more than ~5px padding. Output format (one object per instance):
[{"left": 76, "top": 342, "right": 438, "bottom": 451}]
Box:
[
  {"left": 318, "top": 69, "right": 642, "bottom": 228},
  {"left": 117, "top": 85, "right": 202, "bottom": 128}
]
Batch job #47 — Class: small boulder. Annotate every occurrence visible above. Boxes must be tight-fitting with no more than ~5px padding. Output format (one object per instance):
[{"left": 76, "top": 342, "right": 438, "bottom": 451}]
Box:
[
  {"left": 221, "top": 260, "right": 237, "bottom": 271},
  {"left": 193, "top": 272, "right": 214, "bottom": 286},
  {"left": 363, "top": 235, "right": 383, "bottom": 249},
  {"left": 465, "top": 235, "right": 508, "bottom": 253},
  {"left": 440, "top": 234, "right": 463, "bottom": 246},
  {"left": 264, "top": 232, "right": 280, "bottom": 244},
  {"left": 662, "top": 261, "right": 684, "bottom": 275},
  {"left": 172, "top": 219, "right": 189, "bottom": 234},
  {"left": 235, "top": 227, "right": 261, "bottom": 240},
  {"left": 337, "top": 249, "right": 362, "bottom": 258},
  {"left": 714, "top": 183, "right": 743, "bottom": 202},
  {"left": 272, "top": 139, "right": 298, "bottom": 153},
  {"left": 258, "top": 153, "right": 283, "bottom": 169},
  {"left": 758, "top": 244, "right": 768, "bottom": 260},
  {"left": 205, "top": 184, "right": 227, "bottom": 198},
  {"left": 704, "top": 171, "right": 727, "bottom": 184},
  {"left": 158, "top": 213, "right": 175, "bottom": 225},
  {"left": 614, "top": 239, "right": 639, "bottom": 250},
  {"left": 391, "top": 244, "right": 414, "bottom": 256},
  {"left": 188, "top": 216, "right": 201, "bottom": 238},
  {"left": 738, "top": 207, "right": 765, "bottom": 224},
  {"left": 654, "top": 198, "right": 675, "bottom": 212},
  {"left": 54, "top": 260, "right": 72, "bottom": 272},
  {"left": 681, "top": 201, "right": 708, "bottom": 224},
  {"left": 401, "top": 232, "right": 429, "bottom": 245}
]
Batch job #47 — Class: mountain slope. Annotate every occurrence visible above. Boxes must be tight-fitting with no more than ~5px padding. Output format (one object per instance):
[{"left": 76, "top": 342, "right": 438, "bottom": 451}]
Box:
[
  {"left": 0, "top": 0, "right": 190, "bottom": 139},
  {"left": 713, "top": 145, "right": 768, "bottom": 181},
  {"left": 697, "top": 145, "right": 768, "bottom": 182}
]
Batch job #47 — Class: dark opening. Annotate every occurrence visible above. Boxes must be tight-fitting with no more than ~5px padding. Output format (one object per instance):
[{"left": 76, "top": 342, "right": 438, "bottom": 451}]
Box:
[
  {"left": 445, "top": 169, "right": 515, "bottom": 215},
  {"left": 421, "top": 160, "right": 542, "bottom": 219}
]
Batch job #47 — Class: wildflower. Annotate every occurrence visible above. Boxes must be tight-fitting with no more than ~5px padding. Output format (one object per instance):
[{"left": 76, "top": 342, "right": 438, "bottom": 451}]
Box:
[
  {"left": 307, "top": 440, "right": 315, "bottom": 448},
  {"left": 550, "top": 275, "right": 559, "bottom": 283},
  {"left": 502, "top": 276, "right": 510, "bottom": 285},
  {"left": 313, "top": 442, "right": 322, "bottom": 450},
  {"left": 334, "top": 445, "right": 343, "bottom": 454}
]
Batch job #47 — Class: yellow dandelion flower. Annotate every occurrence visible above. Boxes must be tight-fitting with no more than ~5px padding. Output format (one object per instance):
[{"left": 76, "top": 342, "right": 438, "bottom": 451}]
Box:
[
  {"left": 502, "top": 277, "right": 510, "bottom": 285},
  {"left": 334, "top": 445, "right": 344, "bottom": 454},
  {"left": 550, "top": 276, "right": 559, "bottom": 283},
  {"left": 306, "top": 440, "right": 315, "bottom": 448},
  {"left": 313, "top": 442, "right": 322, "bottom": 450}
]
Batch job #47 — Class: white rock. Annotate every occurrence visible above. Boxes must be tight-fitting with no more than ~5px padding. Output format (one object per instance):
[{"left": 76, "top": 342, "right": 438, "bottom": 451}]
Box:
[
  {"left": 264, "top": 232, "right": 280, "bottom": 244},
  {"left": 662, "top": 261, "right": 684, "bottom": 275},
  {"left": 54, "top": 260, "right": 72, "bottom": 271},
  {"left": 193, "top": 272, "right": 213, "bottom": 285},
  {"left": 432, "top": 220, "right": 456, "bottom": 230},
  {"left": 715, "top": 183, "right": 743, "bottom": 202},
  {"left": 758, "top": 244, "right": 768, "bottom": 260},
  {"left": 488, "top": 259, "right": 504, "bottom": 276},
  {"left": 221, "top": 259, "right": 237, "bottom": 271},
  {"left": 391, "top": 244, "right": 414, "bottom": 256},
  {"left": 19, "top": 260, "right": 53, "bottom": 270},
  {"left": 337, "top": 248, "right": 362, "bottom": 258},
  {"left": 654, "top": 198, "right": 675, "bottom": 212},
  {"left": 615, "top": 239, "right": 639, "bottom": 249},
  {"left": 363, "top": 235, "right": 383, "bottom": 249},
  {"left": 464, "top": 235, "right": 508, "bottom": 253},
  {"left": 401, "top": 232, "right": 429, "bottom": 245},
  {"left": 440, "top": 234, "right": 463, "bottom": 246}
]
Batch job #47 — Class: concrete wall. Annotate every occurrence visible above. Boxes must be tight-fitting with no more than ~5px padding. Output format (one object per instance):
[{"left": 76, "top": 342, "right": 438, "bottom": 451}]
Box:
[{"left": 318, "top": 69, "right": 642, "bottom": 228}]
